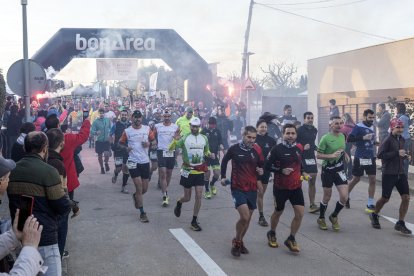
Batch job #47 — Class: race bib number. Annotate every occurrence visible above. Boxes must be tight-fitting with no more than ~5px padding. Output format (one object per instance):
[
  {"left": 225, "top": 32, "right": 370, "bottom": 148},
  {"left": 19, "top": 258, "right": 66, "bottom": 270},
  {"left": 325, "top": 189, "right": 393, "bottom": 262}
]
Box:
[
  {"left": 180, "top": 169, "right": 190, "bottom": 178},
  {"left": 305, "top": 159, "right": 316, "bottom": 165},
  {"left": 150, "top": 151, "right": 158, "bottom": 159},
  {"left": 163, "top": 151, "right": 174, "bottom": 158},
  {"left": 126, "top": 161, "right": 137, "bottom": 170},
  {"left": 360, "top": 158, "right": 372, "bottom": 166},
  {"left": 115, "top": 157, "right": 123, "bottom": 166},
  {"left": 338, "top": 171, "right": 347, "bottom": 182}
]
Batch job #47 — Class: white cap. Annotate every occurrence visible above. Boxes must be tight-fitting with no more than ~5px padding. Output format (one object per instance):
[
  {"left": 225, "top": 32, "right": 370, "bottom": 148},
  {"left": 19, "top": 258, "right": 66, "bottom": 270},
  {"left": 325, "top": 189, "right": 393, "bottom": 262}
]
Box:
[{"left": 190, "top": 117, "right": 201, "bottom": 126}]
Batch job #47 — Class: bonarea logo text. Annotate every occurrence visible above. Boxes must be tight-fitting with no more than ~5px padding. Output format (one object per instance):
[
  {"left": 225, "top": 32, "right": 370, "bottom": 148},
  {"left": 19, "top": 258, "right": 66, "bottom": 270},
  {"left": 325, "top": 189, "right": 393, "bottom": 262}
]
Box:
[{"left": 76, "top": 34, "right": 155, "bottom": 51}]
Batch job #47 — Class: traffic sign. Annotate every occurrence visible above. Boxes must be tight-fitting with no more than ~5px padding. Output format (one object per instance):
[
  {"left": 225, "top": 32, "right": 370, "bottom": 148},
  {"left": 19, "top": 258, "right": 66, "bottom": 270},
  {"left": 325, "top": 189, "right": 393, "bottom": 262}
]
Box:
[
  {"left": 7, "top": 59, "right": 47, "bottom": 97},
  {"left": 244, "top": 77, "right": 256, "bottom": 90}
]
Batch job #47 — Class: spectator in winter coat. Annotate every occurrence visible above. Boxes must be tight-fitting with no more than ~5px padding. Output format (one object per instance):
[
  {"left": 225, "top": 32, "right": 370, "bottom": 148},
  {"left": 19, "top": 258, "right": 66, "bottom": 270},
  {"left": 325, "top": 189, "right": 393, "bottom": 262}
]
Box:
[{"left": 10, "top": 122, "right": 36, "bottom": 163}]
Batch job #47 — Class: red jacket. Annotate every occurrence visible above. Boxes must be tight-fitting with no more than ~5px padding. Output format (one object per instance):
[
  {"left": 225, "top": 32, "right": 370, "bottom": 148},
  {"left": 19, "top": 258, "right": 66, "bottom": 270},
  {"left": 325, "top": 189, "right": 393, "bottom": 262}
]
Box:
[{"left": 61, "top": 119, "right": 91, "bottom": 192}]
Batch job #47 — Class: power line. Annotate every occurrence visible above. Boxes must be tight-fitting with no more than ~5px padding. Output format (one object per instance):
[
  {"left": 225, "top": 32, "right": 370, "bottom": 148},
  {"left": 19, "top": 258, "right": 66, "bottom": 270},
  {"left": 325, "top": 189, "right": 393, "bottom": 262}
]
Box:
[
  {"left": 292, "top": 0, "right": 369, "bottom": 10},
  {"left": 258, "top": 0, "right": 340, "bottom": 6},
  {"left": 255, "top": 2, "right": 395, "bottom": 41}
]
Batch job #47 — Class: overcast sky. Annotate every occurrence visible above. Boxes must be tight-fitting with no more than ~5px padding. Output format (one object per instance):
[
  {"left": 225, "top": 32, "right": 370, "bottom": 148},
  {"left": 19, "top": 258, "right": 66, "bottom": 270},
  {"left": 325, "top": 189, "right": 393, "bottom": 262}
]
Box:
[{"left": 1, "top": 0, "right": 413, "bottom": 82}]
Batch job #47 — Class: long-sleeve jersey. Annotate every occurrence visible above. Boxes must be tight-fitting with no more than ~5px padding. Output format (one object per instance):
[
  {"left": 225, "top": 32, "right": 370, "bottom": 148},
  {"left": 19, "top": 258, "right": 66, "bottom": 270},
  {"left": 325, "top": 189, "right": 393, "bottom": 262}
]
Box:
[
  {"left": 296, "top": 124, "right": 318, "bottom": 159},
  {"left": 201, "top": 127, "right": 222, "bottom": 154},
  {"left": 377, "top": 134, "right": 406, "bottom": 175},
  {"left": 221, "top": 143, "right": 264, "bottom": 192},
  {"left": 255, "top": 133, "right": 276, "bottom": 159},
  {"left": 265, "top": 143, "right": 303, "bottom": 190}
]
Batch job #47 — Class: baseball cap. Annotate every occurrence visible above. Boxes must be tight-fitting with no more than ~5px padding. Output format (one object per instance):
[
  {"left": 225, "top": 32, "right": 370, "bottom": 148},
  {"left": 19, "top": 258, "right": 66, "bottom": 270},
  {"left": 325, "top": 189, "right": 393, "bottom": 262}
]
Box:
[
  {"left": 390, "top": 118, "right": 404, "bottom": 129},
  {"left": 162, "top": 109, "right": 171, "bottom": 116},
  {"left": 190, "top": 117, "right": 201, "bottom": 126},
  {"left": 185, "top": 107, "right": 194, "bottom": 113},
  {"left": 0, "top": 156, "right": 16, "bottom": 178},
  {"left": 132, "top": 110, "right": 142, "bottom": 117}
]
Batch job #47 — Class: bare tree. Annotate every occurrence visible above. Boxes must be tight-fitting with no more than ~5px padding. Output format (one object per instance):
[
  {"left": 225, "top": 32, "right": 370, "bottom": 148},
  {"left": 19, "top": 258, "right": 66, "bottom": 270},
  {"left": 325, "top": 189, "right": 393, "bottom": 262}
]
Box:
[{"left": 261, "top": 61, "right": 298, "bottom": 90}]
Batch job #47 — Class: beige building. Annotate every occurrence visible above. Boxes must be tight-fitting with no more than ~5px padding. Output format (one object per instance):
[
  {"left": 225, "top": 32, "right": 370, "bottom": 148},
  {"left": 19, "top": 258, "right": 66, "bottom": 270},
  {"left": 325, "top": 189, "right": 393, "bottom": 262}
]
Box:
[{"left": 308, "top": 37, "right": 414, "bottom": 136}]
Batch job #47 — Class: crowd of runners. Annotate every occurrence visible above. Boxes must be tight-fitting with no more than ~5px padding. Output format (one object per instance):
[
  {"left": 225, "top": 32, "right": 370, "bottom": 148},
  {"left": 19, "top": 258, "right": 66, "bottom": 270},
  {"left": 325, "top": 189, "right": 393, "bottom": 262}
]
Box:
[{"left": 0, "top": 94, "right": 412, "bottom": 274}]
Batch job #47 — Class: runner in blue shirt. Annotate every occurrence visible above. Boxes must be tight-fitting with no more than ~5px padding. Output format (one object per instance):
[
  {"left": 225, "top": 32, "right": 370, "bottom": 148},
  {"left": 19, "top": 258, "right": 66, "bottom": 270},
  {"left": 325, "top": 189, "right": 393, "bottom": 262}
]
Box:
[{"left": 346, "top": 109, "right": 378, "bottom": 213}]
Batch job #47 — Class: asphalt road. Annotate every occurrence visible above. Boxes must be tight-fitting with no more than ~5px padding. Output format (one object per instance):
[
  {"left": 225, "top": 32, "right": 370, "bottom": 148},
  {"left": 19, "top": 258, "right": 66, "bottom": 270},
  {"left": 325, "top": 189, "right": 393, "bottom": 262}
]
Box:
[{"left": 65, "top": 147, "right": 414, "bottom": 276}]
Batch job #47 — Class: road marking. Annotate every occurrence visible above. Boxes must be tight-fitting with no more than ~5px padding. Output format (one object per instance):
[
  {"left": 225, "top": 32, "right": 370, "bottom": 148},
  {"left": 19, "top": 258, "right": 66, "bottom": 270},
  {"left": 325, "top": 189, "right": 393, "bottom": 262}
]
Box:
[
  {"left": 381, "top": 215, "right": 414, "bottom": 235},
  {"left": 169, "top": 228, "right": 227, "bottom": 276}
]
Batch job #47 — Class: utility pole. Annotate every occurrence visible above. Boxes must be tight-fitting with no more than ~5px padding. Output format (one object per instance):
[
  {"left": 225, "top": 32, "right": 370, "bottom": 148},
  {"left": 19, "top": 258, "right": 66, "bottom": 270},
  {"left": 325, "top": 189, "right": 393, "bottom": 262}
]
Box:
[
  {"left": 21, "top": 0, "right": 31, "bottom": 122},
  {"left": 241, "top": 0, "right": 254, "bottom": 84}
]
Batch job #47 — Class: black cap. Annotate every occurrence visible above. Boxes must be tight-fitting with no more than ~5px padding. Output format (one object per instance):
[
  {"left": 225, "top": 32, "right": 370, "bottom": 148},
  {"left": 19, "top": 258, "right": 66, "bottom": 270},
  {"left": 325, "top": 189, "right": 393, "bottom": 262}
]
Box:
[
  {"left": 208, "top": 117, "right": 217, "bottom": 124},
  {"left": 132, "top": 110, "right": 142, "bottom": 117}
]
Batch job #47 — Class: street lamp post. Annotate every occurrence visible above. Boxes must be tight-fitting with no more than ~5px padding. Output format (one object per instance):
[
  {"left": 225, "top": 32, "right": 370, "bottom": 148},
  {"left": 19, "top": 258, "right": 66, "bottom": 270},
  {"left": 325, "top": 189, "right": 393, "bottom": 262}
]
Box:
[{"left": 21, "top": 0, "right": 31, "bottom": 122}]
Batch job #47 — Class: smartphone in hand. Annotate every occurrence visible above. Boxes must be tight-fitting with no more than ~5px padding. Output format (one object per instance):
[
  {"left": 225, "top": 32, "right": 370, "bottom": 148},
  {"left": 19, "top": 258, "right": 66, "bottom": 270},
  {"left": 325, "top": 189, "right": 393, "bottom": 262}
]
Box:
[
  {"left": 83, "top": 110, "right": 89, "bottom": 121},
  {"left": 18, "top": 195, "right": 34, "bottom": 231}
]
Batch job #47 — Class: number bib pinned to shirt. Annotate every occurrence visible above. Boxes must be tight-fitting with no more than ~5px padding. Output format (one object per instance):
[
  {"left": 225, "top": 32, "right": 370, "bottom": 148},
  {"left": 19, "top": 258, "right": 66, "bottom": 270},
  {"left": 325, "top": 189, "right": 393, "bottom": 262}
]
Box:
[
  {"left": 115, "top": 157, "right": 123, "bottom": 166},
  {"left": 150, "top": 151, "right": 157, "bottom": 159},
  {"left": 338, "top": 171, "right": 347, "bottom": 182},
  {"left": 163, "top": 151, "right": 174, "bottom": 158},
  {"left": 359, "top": 158, "right": 372, "bottom": 166},
  {"left": 126, "top": 161, "right": 137, "bottom": 170},
  {"left": 305, "top": 159, "right": 316, "bottom": 165},
  {"left": 180, "top": 169, "right": 190, "bottom": 178}
]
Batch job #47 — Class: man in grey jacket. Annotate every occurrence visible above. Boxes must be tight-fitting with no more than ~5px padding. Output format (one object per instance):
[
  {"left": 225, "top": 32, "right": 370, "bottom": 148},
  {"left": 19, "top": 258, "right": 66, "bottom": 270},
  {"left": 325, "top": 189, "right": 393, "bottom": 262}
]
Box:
[{"left": 376, "top": 103, "right": 391, "bottom": 145}]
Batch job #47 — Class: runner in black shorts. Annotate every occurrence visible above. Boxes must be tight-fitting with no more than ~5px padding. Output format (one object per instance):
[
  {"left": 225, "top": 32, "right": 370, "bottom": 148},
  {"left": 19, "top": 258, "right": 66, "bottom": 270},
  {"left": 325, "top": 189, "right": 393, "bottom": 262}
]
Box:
[
  {"left": 110, "top": 109, "right": 130, "bottom": 193},
  {"left": 370, "top": 118, "right": 412, "bottom": 234},
  {"left": 265, "top": 124, "right": 306, "bottom": 253},
  {"left": 255, "top": 119, "right": 276, "bottom": 227},
  {"left": 346, "top": 109, "right": 377, "bottom": 213},
  {"left": 154, "top": 110, "right": 178, "bottom": 207},
  {"left": 201, "top": 117, "right": 223, "bottom": 199},
  {"left": 317, "top": 117, "right": 349, "bottom": 232},
  {"left": 297, "top": 112, "right": 319, "bottom": 213},
  {"left": 171, "top": 117, "right": 214, "bottom": 231}
]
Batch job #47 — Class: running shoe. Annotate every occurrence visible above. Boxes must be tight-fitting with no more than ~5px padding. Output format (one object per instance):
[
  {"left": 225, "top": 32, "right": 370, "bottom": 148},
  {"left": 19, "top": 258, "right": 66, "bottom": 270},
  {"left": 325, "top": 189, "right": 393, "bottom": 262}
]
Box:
[
  {"left": 191, "top": 221, "right": 202, "bottom": 231},
  {"left": 258, "top": 216, "right": 269, "bottom": 227},
  {"left": 231, "top": 238, "right": 241, "bottom": 257},
  {"left": 211, "top": 186, "right": 217, "bottom": 195},
  {"left": 105, "top": 163, "right": 110, "bottom": 172},
  {"left": 284, "top": 239, "right": 300, "bottom": 253},
  {"left": 162, "top": 196, "right": 169, "bottom": 207},
  {"left": 266, "top": 230, "right": 278, "bottom": 248},
  {"left": 101, "top": 167, "right": 105, "bottom": 174},
  {"left": 309, "top": 203, "right": 320, "bottom": 214},
  {"left": 121, "top": 187, "right": 129, "bottom": 194},
  {"left": 174, "top": 200, "right": 182, "bottom": 217},
  {"left": 365, "top": 205, "right": 375, "bottom": 213},
  {"left": 345, "top": 198, "right": 350, "bottom": 209},
  {"left": 204, "top": 191, "right": 212, "bottom": 199},
  {"left": 111, "top": 173, "right": 118, "bottom": 184},
  {"left": 317, "top": 218, "right": 328, "bottom": 230},
  {"left": 240, "top": 241, "right": 249, "bottom": 254},
  {"left": 132, "top": 193, "right": 139, "bottom": 209},
  {"left": 71, "top": 201, "right": 80, "bottom": 219},
  {"left": 369, "top": 213, "right": 381, "bottom": 229},
  {"left": 395, "top": 221, "right": 412, "bottom": 235},
  {"left": 329, "top": 215, "right": 340, "bottom": 231},
  {"left": 140, "top": 212, "right": 149, "bottom": 223},
  {"left": 62, "top": 250, "right": 69, "bottom": 260}
]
